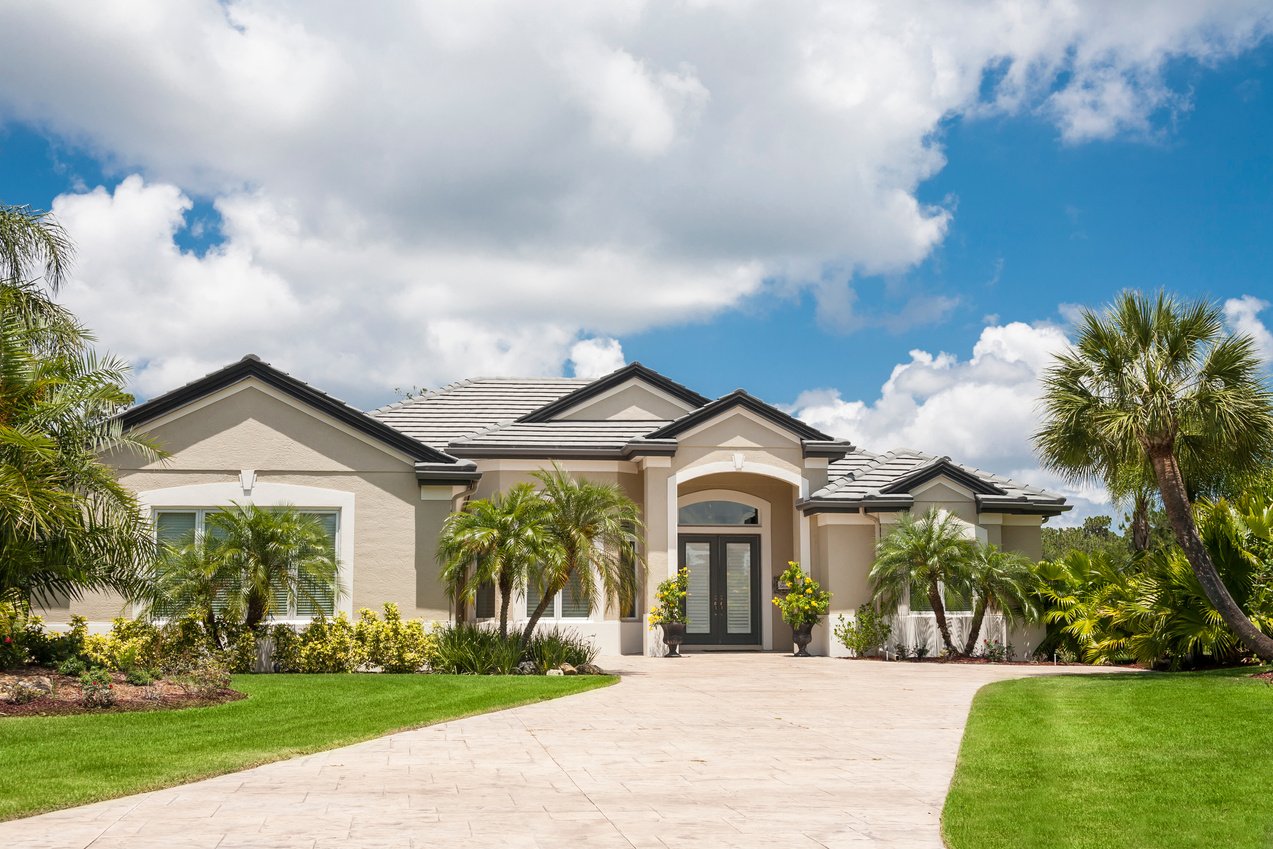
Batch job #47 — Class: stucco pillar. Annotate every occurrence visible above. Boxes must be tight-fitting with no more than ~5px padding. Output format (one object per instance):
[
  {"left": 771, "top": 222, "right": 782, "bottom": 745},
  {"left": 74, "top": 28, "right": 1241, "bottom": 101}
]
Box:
[{"left": 640, "top": 457, "right": 673, "bottom": 656}]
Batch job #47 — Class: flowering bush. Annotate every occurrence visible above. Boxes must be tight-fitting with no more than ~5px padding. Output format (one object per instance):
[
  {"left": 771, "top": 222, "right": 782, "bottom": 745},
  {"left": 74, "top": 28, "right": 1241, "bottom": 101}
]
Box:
[
  {"left": 772, "top": 561, "right": 831, "bottom": 628},
  {"left": 978, "top": 638, "right": 1014, "bottom": 663},
  {"left": 79, "top": 669, "right": 115, "bottom": 707},
  {"left": 647, "top": 567, "right": 690, "bottom": 628}
]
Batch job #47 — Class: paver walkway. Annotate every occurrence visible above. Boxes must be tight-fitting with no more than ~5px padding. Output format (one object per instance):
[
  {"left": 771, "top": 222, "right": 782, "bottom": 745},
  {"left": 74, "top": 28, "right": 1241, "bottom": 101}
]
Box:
[{"left": 1, "top": 654, "right": 1122, "bottom": 849}]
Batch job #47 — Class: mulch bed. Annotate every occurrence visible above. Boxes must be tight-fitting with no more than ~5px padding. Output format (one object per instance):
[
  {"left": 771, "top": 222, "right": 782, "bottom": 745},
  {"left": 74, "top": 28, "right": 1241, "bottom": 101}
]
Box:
[
  {"left": 0, "top": 667, "right": 245, "bottom": 718},
  {"left": 1253, "top": 670, "right": 1273, "bottom": 681}
]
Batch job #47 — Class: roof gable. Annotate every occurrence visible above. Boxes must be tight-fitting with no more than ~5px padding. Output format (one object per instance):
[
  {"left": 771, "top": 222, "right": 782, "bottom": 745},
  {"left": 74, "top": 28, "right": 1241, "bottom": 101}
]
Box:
[
  {"left": 879, "top": 457, "right": 1006, "bottom": 496},
  {"left": 518, "top": 362, "right": 709, "bottom": 423},
  {"left": 645, "top": 389, "right": 835, "bottom": 442},
  {"left": 119, "top": 355, "right": 457, "bottom": 465}
]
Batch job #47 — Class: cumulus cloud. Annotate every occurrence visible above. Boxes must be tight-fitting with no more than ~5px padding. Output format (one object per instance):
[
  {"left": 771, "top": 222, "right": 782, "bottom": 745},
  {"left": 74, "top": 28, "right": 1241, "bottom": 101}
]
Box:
[
  {"left": 568, "top": 337, "right": 626, "bottom": 379},
  {"left": 1224, "top": 295, "right": 1273, "bottom": 364},
  {"left": 789, "top": 319, "right": 1115, "bottom": 523},
  {"left": 2, "top": 1, "right": 1270, "bottom": 402}
]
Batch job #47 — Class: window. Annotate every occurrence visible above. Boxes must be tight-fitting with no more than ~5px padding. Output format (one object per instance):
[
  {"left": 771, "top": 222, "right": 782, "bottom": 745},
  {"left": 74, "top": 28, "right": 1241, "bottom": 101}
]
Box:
[
  {"left": 153, "top": 508, "right": 339, "bottom": 619},
  {"left": 678, "top": 500, "right": 759, "bottom": 526},
  {"left": 475, "top": 580, "right": 496, "bottom": 620},
  {"left": 525, "top": 570, "right": 590, "bottom": 619}
]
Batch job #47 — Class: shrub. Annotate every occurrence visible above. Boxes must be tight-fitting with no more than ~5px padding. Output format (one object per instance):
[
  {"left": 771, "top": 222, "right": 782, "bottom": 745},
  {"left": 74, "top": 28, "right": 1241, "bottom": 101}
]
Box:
[
  {"left": 356, "top": 604, "right": 437, "bottom": 673},
  {"left": 296, "top": 614, "right": 363, "bottom": 673},
  {"left": 912, "top": 644, "right": 930, "bottom": 660},
  {"left": 169, "top": 655, "right": 231, "bottom": 698},
  {"left": 431, "top": 623, "right": 521, "bottom": 675},
  {"left": 7, "top": 680, "right": 45, "bottom": 704},
  {"left": 772, "top": 561, "right": 831, "bottom": 628},
  {"left": 268, "top": 624, "right": 302, "bottom": 672},
  {"left": 648, "top": 568, "right": 689, "bottom": 628},
  {"left": 125, "top": 667, "right": 155, "bottom": 686},
  {"left": 79, "top": 669, "right": 115, "bottom": 707},
  {"left": 56, "top": 657, "right": 88, "bottom": 677},
  {"left": 228, "top": 628, "right": 259, "bottom": 674},
  {"left": 978, "top": 639, "right": 1013, "bottom": 663},
  {"left": 892, "top": 642, "right": 910, "bottom": 660},
  {"left": 833, "top": 605, "right": 893, "bottom": 657},
  {"left": 83, "top": 618, "right": 162, "bottom": 673},
  {"left": 525, "top": 628, "right": 598, "bottom": 673}
]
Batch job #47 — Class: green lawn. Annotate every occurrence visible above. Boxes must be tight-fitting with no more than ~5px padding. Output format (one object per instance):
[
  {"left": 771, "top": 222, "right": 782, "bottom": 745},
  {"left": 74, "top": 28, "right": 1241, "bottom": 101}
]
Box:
[
  {"left": 0, "top": 673, "right": 614, "bottom": 821},
  {"left": 943, "top": 668, "right": 1273, "bottom": 849}
]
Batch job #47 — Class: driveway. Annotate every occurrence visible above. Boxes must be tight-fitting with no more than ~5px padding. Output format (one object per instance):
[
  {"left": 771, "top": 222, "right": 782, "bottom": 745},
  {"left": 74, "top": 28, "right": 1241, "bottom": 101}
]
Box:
[{"left": 1, "top": 655, "right": 1115, "bottom": 849}]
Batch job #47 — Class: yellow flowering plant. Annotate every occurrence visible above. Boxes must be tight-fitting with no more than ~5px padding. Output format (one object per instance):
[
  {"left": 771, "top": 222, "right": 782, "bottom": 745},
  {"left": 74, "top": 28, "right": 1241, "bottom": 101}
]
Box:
[
  {"left": 647, "top": 567, "right": 690, "bottom": 629},
  {"left": 772, "top": 561, "right": 831, "bottom": 628}
]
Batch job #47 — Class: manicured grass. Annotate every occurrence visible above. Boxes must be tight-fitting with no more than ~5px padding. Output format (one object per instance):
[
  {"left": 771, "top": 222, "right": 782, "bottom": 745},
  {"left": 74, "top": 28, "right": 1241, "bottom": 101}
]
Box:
[
  {"left": 943, "top": 668, "right": 1273, "bottom": 849},
  {"left": 0, "top": 673, "right": 614, "bottom": 821}
]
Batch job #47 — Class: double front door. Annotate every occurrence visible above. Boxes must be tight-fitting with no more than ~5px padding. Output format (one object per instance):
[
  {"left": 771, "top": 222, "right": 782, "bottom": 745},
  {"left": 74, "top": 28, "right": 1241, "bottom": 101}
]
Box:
[{"left": 678, "top": 534, "right": 761, "bottom": 646}]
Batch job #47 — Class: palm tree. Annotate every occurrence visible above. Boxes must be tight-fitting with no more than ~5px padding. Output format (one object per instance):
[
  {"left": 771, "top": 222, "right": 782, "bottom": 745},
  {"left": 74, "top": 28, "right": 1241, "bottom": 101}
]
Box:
[
  {"left": 961, "top": 544, "right": 1037, "bottom": 655},
  {"left": 0, "top": 203, "right": 162, "bottom": 606},
  {"left": 1036, "top": 291, "right": 1273, "bottom": 662},
  {"left": 437, "top": 483, "right": 551, "bottom": 638},
  {"left": 203, "top": 503, "right": 343, "bottom": 629},
  {"left": 870, "top": 508, "right": 977, "bottom": 655},
  {"left": 149, "top": 536, "right": 242, "bottom": 648},
  {"left": 521, "top": 465, "right": 642, "bottom": 651}
]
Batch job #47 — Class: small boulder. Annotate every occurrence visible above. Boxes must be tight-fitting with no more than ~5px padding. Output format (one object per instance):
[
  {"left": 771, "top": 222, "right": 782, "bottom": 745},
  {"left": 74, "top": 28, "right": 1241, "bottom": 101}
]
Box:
[
  {"left": 576, "top": 663, "right": 604, "bottom": 676},
  {"left": 516, "top": 661, "right": 537, "bottom": 676},
  {"left": 558, "top": 663, "right": 577, "bottom": 675},
  {"left": 546, "top": 668, "right": 565, "bottom": 677},
  {"left": 28, "top": 676, "right": 54, "bottom": 694}
]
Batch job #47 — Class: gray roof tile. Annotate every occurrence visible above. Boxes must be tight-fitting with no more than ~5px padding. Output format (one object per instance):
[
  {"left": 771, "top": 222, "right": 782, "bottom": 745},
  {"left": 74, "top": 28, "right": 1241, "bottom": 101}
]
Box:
[{"left": 369, "top": 378, "right": 587, "bottom": 450}]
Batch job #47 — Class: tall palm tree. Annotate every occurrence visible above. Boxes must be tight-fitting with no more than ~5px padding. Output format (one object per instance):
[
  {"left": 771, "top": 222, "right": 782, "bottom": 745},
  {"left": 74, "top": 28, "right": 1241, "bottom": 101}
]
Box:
[
  {"left": 437, "top": 483, "right": 551, "bottom": 638},
  {"left": 0, "top": 203, "right": 162, "bottom": 605},
  {"left": 1036, "top": 291, "right": 1273, "bottom": 662},
  {"left": 521, "top": 465, "right": 642, "bottom": 651},
  {"left": 961, "top": 544, "right": 1037, "bottom": 655},
  {"left": 870, "top": 508, "right": 977, "bottom": 655},
  {"left": 203, "top": 503, "right": 342, "bottom": 629}
]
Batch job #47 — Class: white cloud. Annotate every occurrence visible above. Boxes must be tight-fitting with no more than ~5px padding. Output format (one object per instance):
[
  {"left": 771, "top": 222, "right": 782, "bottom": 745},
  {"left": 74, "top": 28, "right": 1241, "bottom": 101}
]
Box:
[
  {"left": 789, "top": 319, "right": 1111, "bottom": 523},
  {"left": 1224, "top": 295, "right": 1273, "bottom": 364},
  {"left": 568, "top": 337, "right": 626, "bottom": 379},
  {"left": 2, "top": 2, "right": 1270, "bottom": 402}
]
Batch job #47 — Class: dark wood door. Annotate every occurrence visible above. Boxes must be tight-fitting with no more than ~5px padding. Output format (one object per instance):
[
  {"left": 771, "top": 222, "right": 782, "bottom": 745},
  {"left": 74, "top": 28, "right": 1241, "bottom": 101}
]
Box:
[{"left": 678, "top": 534, "right": 761, "bottom": 645}]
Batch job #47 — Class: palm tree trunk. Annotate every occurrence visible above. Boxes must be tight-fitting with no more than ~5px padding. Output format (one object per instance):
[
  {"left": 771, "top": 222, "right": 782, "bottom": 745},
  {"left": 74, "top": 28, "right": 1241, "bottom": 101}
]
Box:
[
  {"left": 1131, "top": 490, "right": 1150, "bottom": 552},
  {"left": 519, "top": 584, "right": 559, "bottom": 653},
  {"left": 497, "top": 570, "right": 513, "bottom": 639},
  {"left": 928, "top": 582, "right": 959, "bottom": 656},
  {"left": 963, "top": 596, "right": 988, "bottom": 656},
  {"left": 1149, "top": 448, "right": 1273, "bottom": 662}
]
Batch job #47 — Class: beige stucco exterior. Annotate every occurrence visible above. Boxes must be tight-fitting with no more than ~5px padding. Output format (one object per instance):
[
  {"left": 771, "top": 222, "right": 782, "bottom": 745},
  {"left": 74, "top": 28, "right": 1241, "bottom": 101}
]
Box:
[{"left": 54, "top": 366, "right": 1056, "bottom": 659}]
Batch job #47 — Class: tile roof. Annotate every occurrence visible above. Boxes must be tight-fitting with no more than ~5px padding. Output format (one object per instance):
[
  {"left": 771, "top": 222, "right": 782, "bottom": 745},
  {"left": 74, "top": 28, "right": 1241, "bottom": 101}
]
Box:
[
  {"left": 369, "top": 377, "right": 587, "bottom": 450},
  {"left": 812, "top": 449, "right": 1067, "bottom": 513},
  {"left": 448, "top": 420, "right": 675, "bottom": 457}
]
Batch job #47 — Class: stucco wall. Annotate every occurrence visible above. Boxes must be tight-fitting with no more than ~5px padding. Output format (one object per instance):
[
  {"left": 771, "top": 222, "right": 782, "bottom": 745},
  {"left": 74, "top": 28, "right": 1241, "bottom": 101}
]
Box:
[{"left": 50, "top": 380, "right": 451, "bottom": 628}]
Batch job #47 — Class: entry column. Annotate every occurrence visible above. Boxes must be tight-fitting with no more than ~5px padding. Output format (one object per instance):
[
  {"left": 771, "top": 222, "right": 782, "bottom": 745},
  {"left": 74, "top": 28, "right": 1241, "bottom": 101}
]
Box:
[{"left": 640, "top": 456, "right": 674, "bottom": 656}]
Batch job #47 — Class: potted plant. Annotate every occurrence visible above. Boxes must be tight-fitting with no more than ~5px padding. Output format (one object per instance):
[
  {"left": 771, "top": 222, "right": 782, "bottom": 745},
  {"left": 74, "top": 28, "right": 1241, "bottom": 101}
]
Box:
[
  {"left": 772, "top": 561, "right": 831, "bottom": 657},
  {"left": 648, "top": 567, "right": 690, "bottom": 657}
]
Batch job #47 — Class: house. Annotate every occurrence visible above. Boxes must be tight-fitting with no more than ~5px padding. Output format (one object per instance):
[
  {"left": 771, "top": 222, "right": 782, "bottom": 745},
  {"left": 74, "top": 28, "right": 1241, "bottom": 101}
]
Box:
[{"left": 56, "top": 355, "right": 1068, "bottom": 657}]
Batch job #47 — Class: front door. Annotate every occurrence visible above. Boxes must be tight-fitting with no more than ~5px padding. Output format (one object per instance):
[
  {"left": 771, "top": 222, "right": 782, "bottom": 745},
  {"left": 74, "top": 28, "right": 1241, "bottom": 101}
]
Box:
[{"left": 678, "top": 534, "right": 761, "bottom": 646}]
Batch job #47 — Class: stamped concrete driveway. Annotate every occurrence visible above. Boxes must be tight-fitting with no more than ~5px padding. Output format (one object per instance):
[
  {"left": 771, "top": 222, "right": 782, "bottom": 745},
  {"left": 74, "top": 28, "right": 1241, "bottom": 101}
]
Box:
[{"left": 1, "top": 655, "right": 1114, "bottom": 849}]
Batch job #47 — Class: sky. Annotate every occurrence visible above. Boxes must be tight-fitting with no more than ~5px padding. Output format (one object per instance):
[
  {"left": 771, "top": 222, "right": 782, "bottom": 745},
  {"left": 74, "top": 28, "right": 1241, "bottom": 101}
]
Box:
[{"left": 2, "top": 1, "right": 1273, "bottom": 525}]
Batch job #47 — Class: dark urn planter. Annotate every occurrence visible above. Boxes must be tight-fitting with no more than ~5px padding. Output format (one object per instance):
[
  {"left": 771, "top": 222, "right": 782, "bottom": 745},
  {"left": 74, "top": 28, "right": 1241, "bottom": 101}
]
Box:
[
  {"left": 661, "top": 621, "right": 687, "bottom": 657},
  {"left": 792, "top": 622, "right": 815, "bottom": 657}
]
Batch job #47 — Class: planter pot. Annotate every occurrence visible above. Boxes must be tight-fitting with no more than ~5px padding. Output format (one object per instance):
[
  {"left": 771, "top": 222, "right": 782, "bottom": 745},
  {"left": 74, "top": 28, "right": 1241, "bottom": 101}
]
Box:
[
  {"left": 792, "top": 622, "right": 815, "bottom": 657},
  {"left": 660, "top": 621, "right": 687, "bottom": 657}
]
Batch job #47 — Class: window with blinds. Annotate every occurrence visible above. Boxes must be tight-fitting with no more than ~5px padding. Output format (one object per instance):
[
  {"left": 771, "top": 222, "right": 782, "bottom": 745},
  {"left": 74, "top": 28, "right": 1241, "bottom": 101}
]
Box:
[
  {"left": 153, "top": 508, "right": 339, "bottom": 619},
  {"left": 524, "top": 570, "right": 591, "bottom": 619}
]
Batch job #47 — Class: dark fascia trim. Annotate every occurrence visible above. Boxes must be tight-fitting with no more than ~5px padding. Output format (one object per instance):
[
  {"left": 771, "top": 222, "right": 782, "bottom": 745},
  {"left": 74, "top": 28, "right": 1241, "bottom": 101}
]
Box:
[
  {"left": 646, "top": 389, "right": 834, "bottom": 441},
  {"left": 621, "top": 439, "right": 678, "bottom": 458},
  {"left": 976, "top": 495, "right": 1072, "bottom": 516},
  {"left": 517, "top": 362, "right": 710, "bottom": 423},
  {"left": 118, "top": 354, "right": 457, "bottom": 465},
  {"left": 802, "top": 440, "right": 854, "bottom": 460},
  {"left": 878, "top": 458, "right": 1006, "bottom": 497},
  {"left": 415, "top": 462, "right": 482, "bottom": 485},
  {"left": 797, "top": 496, "right": 914, "bottom": 515}
]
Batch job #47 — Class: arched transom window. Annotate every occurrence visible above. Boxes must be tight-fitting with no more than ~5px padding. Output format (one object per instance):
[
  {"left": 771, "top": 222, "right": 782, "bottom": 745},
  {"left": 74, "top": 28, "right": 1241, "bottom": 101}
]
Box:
[{"left": 678, "top": 500, "right": 759, "bottom": 526}]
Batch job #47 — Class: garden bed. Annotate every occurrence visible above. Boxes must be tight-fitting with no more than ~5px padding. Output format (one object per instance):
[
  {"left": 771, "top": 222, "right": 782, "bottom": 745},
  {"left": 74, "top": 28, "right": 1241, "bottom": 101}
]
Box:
[{"left": 0, "top": 667, "right": 244, "bottom": 718}]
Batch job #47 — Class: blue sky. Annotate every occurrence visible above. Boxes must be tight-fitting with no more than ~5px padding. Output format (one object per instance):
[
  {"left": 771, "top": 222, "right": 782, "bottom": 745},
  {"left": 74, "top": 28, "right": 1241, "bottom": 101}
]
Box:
[{"left": 2, "top": 3, "right": 1273, "bottom": 521}]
